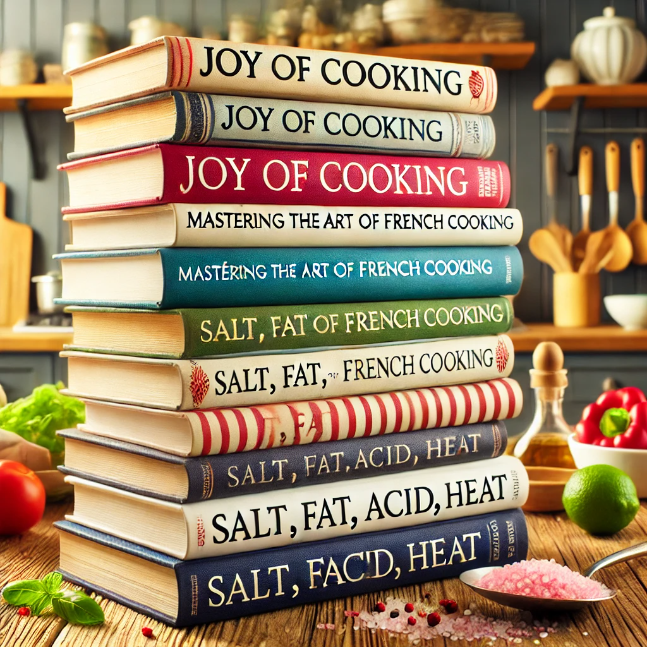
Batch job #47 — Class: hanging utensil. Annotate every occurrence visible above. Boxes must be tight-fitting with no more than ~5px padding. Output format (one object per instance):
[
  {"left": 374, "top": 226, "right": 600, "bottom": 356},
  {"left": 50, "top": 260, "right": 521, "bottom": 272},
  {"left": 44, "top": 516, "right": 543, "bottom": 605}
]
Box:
[
  {"left": 627, "top": 137, "right": 647, "bottom": 264},
  {"left": 460, "top": 541, "right": 647, "bottom": 612},
  {"left": 529, "top": 228, "right": 572, "bottom": 273},
  {"left": 545, "top": 143, "right": 573, "bottom": 260},
  {"left": 585, "top": 141, "right": 633, "bottom": 273},
  {"left": 580, "top": 228, "right": 615, "bottom": 274},
  {"left": 573, "top": 146, "right": 593, "bottom": 270}
]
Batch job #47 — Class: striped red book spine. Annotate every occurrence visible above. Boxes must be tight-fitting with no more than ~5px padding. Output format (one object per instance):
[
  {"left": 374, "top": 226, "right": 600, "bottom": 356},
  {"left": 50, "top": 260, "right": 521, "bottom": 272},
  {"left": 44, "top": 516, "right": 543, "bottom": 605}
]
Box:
[{"left": 188, "top": 377, "right": 522, "bottom": 455}]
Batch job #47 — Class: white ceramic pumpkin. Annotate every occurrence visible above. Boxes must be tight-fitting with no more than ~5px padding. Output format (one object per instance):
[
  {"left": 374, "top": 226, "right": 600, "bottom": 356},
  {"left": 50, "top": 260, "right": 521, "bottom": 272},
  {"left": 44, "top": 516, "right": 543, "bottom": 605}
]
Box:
[{"left": 571, "top": 6, "right": 647, "bottom": 85}]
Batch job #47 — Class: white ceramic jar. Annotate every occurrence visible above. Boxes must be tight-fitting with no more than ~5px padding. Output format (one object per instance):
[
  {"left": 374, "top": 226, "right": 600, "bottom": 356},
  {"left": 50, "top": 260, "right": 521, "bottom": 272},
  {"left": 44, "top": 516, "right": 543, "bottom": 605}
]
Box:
[
  {"left": 0, "top": 50, "right": 37, "bottom": 86},
  {"left": 544, "top": 59, "right": 580, "bottom": 87},
  {"left": 571, "top": 6, "right": 647, "bottom": 85},
  {"left": 62, "top": 22, "right": 108, "bottom": 71}
]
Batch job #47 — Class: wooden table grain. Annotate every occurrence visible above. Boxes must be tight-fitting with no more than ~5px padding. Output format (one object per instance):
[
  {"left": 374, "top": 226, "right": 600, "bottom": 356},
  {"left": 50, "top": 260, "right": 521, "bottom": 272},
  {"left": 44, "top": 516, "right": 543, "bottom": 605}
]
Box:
[{"left": 2, "top": 501, "right": 647, "bottom": 647}]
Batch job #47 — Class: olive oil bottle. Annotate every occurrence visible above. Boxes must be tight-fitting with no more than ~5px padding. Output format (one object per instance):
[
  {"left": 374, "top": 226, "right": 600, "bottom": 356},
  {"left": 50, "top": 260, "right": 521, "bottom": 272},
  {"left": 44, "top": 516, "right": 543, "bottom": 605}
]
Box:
[{"left": 506, "top": 341, "right": 576, "bottom": 469}]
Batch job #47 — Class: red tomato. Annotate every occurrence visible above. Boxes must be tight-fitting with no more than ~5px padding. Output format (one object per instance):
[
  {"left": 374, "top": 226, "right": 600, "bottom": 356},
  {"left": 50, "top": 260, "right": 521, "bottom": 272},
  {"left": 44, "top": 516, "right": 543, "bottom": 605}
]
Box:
[{"left": 0, "top": 461, "right": 46, "bottom": 534}]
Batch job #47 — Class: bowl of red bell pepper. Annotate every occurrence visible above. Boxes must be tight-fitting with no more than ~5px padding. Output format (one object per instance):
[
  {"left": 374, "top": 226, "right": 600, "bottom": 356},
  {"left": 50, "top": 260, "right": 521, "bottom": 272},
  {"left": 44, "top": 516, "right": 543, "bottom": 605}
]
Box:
[{"left": 569, "top": 386, "right": 647, "bottom": 497}]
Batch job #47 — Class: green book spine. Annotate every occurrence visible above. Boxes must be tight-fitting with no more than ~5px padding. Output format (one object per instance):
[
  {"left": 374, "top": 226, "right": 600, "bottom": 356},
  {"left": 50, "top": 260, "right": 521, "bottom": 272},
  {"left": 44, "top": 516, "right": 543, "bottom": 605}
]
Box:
[{"left": 70, "top": 297, "right": 512, "bottom": 358}]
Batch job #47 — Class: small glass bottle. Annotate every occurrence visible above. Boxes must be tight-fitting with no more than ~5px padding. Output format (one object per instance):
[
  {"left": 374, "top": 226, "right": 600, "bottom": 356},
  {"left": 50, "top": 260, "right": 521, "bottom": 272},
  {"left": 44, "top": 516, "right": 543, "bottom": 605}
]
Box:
[{"left": 507, "top": 341, "right": 576, "bottom": 468}]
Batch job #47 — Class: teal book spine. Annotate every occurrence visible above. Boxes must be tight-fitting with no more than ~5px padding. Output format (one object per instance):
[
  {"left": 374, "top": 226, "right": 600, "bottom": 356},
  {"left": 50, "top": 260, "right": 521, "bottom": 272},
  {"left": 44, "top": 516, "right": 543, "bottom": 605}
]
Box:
[{"left": 56, "top": 246, "right": 522, "bottom": 309}]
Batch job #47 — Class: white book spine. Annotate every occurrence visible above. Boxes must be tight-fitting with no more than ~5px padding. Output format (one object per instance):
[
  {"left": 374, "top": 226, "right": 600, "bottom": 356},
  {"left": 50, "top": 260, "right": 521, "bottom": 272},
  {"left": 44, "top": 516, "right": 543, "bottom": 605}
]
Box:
[
  {"left": 171, "top": 205, "right": 523, "bottom": 248},
  {"left": 176, "top": 334, "right": 514, "bottom": 410},
  {"left": 67, "top": 456, "right": 528, "bottom": 559},
  {"left": 200, "top": 96, "right": 495, "bottom": 158}
]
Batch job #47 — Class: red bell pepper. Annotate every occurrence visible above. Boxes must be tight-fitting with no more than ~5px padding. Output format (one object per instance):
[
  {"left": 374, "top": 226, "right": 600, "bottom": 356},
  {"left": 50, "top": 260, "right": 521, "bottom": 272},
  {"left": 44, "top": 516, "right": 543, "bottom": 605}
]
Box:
[{"left": 575, "top": 386, "right": 647, "bottom": 449}]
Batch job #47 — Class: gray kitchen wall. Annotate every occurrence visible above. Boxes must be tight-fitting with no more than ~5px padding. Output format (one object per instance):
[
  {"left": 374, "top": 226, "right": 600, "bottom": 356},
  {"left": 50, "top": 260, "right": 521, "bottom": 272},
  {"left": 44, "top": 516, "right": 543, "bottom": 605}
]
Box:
[{"left": 1, "top": 0, "right": 646, "bottom": 323}]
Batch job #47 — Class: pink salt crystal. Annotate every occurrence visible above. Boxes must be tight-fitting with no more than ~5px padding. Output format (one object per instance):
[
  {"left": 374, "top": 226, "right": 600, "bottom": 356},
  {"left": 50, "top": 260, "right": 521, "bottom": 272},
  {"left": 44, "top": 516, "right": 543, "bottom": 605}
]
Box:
[{"left": 476, "top": 559, "right": 613, "bottom": 600}]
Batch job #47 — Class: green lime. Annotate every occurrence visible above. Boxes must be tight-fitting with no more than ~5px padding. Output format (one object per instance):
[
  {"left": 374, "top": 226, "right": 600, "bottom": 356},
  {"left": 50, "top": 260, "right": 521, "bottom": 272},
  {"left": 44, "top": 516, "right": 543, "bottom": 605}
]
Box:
[{"left": 562, "top": 464, "right": 640, "bottom": 535}]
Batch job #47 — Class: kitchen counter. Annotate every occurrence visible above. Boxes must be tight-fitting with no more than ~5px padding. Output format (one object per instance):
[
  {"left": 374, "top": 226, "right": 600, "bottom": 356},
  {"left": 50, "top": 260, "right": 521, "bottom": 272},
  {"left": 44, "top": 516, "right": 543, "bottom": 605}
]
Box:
[
  {"left": 1, "top": 324, "right": 646, "bottom": 354},
  {"left": 508, "top": 324, "right": 647, "bottom": 353},
  {"left": 0, "top": 327, "right": 73, "bottom": 353}
]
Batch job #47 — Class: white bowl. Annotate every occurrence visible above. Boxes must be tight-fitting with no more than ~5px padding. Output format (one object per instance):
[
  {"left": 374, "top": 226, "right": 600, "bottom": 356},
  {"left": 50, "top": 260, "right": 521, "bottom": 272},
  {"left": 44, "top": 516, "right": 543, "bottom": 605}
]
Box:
[
  {"left": 604, "top": 294, "right": 647, "bottom": 330},
  {"left": 568, "top": 434, "right": 647, "bottom": 497}
]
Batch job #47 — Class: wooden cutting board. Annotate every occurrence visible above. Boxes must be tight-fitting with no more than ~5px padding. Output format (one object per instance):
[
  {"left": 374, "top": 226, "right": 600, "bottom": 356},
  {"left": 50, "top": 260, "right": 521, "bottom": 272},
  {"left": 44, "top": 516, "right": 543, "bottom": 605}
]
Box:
[{"left": 0, "top": 182, "right": 32, "bottom": 327}]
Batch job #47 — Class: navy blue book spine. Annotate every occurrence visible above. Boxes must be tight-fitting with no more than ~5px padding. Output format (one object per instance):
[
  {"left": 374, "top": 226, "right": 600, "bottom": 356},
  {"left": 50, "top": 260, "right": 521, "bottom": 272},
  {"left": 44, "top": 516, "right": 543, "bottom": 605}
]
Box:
[
  {"left": 55, "top": 246, "right": 523, "bottom": 309},
  {"left": 59, "top": 421, "right": 508, "bottom": 503},
  {"left": 57, "top": 508, "right": 527, "bottom": 627}
]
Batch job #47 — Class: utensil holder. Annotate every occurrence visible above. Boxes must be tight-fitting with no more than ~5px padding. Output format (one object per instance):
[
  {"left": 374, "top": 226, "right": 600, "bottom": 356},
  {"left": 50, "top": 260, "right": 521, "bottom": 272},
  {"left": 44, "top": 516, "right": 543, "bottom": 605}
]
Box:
[{"left": 553, "top": 272, "right": 601, "bottom": 327}]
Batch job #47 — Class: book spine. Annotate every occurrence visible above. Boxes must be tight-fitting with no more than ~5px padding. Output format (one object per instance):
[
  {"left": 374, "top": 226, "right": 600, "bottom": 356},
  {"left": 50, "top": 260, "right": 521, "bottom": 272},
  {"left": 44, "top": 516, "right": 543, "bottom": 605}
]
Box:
[
  {"left": 177, "top": 297, "right": 513, "bottom": 358},
  {"left": 176, "top": 334, "right": 515, "bottom": 410},
  {"left": 172, "top": 37, "right": 497, "bottom": 115},
  {"left": 157, "top": 246, "right": 522, "bottom": 310},
  {"left": 174, "top": 455, "right": 527, "bottom": 558},
  {"left": 172, "top": 205, "right": 523, "bottom": 248},
  {"left": 57, "top": 509, "right": 527, "bottom": 627},
  {"left": 172, "top": 93, "right": 496, "bottom": 159},
  {"left": 185, "top": 377, "right": 521, "bottom": 456},
  {"left": 183, "top": 420, "right": 508, "bottom": 502},
  {"left": 158, "top": 144, "right": 510, "bottom": 208}
]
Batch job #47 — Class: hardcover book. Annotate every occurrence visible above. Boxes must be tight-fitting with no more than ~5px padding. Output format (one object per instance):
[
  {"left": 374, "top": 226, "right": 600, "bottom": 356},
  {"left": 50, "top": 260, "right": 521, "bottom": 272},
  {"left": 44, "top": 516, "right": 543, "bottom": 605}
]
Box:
[
  {"left": 65, "top": 297, "right": 514, "bottom": 358},
  {"left": 57, "top": 509, "right": 527, "bottom": 626},
  {"left": 64, "top": 37, "right": 498, "bottom": 115},
  {"left": 58, "top": 421, "right": 508, "bottom": 503},
  {"left": 64, "top": 455, "right": 529, "bottom": 559},
  {"left": 61, "top": 334, "right": 515, "bottom": 410},
  {"left": 67, "top": 91, "right": 496, "bottom": 160},
  {"left": 55, "top": 246, "right": 523, "bottom": 309},
  {"left": 77, "top": 377, "right": 522, "bottom": 456},
  {"left": 59, "top": 144, "right": 511, "bottom": 214},
  {"left": 63, "top": 204, "right": 524, "bottom": 251}
]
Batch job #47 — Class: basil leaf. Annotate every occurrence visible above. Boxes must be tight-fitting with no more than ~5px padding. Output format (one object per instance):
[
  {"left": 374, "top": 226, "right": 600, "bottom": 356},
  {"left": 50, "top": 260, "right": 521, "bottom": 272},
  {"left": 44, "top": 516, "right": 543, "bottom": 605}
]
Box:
[
  {"left": 29, "top": 594, "right": 53, "bottom": 616},
  {"left": 2, "top": 580, "right": 48, "bottom": 607},
  {"left": 51, "top": 590, "right": 104, "bottom": 626},
  {"left": 42, "top": 572, "right": 63, "bottom": 595}
]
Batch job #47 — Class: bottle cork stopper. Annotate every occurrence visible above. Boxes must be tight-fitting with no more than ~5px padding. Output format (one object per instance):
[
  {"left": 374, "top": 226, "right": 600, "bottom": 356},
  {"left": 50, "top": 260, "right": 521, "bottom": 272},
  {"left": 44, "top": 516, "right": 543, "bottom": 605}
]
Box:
[{"left": 530, "top": 341, "right": 568, "bottom": 388}]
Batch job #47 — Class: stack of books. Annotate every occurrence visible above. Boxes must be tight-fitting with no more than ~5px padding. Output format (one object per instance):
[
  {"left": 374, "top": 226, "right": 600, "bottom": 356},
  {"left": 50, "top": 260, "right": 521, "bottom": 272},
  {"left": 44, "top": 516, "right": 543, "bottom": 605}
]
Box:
[{"left": 54, "top": 37, "right": 530, "bottom": 627}]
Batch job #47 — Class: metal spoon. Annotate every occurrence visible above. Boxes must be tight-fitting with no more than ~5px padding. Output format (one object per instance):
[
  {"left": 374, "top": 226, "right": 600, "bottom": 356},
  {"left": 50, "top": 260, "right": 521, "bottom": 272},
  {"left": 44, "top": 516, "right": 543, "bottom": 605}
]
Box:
[{"left": 459, "top": 541, "right": 647, "bottom": 612}]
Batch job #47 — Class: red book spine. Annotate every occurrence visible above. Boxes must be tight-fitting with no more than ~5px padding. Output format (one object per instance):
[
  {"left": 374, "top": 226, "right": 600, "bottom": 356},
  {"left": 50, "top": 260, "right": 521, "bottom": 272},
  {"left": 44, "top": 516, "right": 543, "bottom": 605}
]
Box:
[
  {"left": 61, "top": 144, "right": 511, "bottom": 212},
  {"left": 159, "top": 144, "right": 510, "bottom": 208}
]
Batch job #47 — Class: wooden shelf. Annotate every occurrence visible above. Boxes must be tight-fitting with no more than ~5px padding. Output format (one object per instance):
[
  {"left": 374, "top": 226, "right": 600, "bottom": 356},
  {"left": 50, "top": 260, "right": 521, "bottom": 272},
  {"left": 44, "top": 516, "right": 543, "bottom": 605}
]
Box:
[
  {"left": 533, "top": 83, "right": 647, "bottom": 111},
  {"left": 0, "top": 327, "right": 72, "bottom": 352},
  {"left": 509, "top": 323, "right": 647, "bottom": 353},
  {"left": 374, "top": 41, "right": 535, "bottom": 69},
  {"left": 0, "top": 84, "right": 72, "bottom": 111}
]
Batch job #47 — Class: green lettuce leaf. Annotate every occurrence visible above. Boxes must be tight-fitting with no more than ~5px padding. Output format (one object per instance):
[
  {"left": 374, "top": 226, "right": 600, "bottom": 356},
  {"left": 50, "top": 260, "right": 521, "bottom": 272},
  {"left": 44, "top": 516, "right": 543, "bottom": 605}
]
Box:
[{"left": 0, "top": 383, "right": 84, "bottom": 465}]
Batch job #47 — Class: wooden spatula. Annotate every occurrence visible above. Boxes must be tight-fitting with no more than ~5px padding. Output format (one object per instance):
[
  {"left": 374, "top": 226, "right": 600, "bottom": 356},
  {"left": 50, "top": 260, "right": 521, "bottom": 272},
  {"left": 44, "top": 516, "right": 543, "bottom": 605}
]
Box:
[
  {"left": 573, "top": 146, "right": 593, "bottom": 270},
  {"left": 0, "top": 182, "right": 33, "bottom": 327},
  {"left": 627, "top": 138, "right": 647, "bottom": 264},
  {"left": 529, "top": 228, "right": 572, "bottom": 273},
  {"left": 545, "top": 143, "right": 573, "bottom": 261},
  {"left": 599, "top": 142, "right": 633, "bottom": 272}
]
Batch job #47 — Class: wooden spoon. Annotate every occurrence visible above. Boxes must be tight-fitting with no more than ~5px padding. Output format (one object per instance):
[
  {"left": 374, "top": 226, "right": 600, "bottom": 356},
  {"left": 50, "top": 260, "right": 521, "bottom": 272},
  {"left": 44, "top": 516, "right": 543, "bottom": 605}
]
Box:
[
  {"left": 585, "top": 142, "right": 633, "bottom": 273},
  {"left": 627, "top": 137, "right": 647, "bottom": 264},
  {"left": 529, "top": 228, "right": 572, "bottom": 273},
  {"left": 545, "top": 143, "right": 573, "bottom": 260},
  {"left": 580, "top": 228, "right": 616, "bottom": 274},
  {"left": 573, "top": 146, "right": 593, "bottom": 270}
]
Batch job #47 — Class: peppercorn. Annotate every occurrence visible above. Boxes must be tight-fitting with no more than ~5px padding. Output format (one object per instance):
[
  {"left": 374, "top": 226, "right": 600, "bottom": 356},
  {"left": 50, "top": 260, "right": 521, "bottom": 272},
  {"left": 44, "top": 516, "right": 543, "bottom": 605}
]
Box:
[
  {"left": 390, "top": 610, "right": 399, "bottom": 618},
  {"left": 407, "top": 616, "right": 416, "bottom": 626},
  {"left": 17, "top": 607, "right": 30, "bottom": 617},
  {"left": 374, "top": 601, "right": 386, "bottom": 613},
  {"left": 404, "top": 602, "right": 414, "bottom": 613},
  {"left": 427, "top": 611, "right": 441, "bottom": 627},
  {"left": 142, "top": 627, "right": 154, "bottom": 638}
]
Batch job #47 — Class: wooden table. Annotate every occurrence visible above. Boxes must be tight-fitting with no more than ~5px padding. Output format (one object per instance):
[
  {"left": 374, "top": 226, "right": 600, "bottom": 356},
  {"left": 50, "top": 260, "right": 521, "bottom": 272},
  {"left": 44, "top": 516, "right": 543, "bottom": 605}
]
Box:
[{"left": 2, "top": 502, "right": 647, "bottom": 646}]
